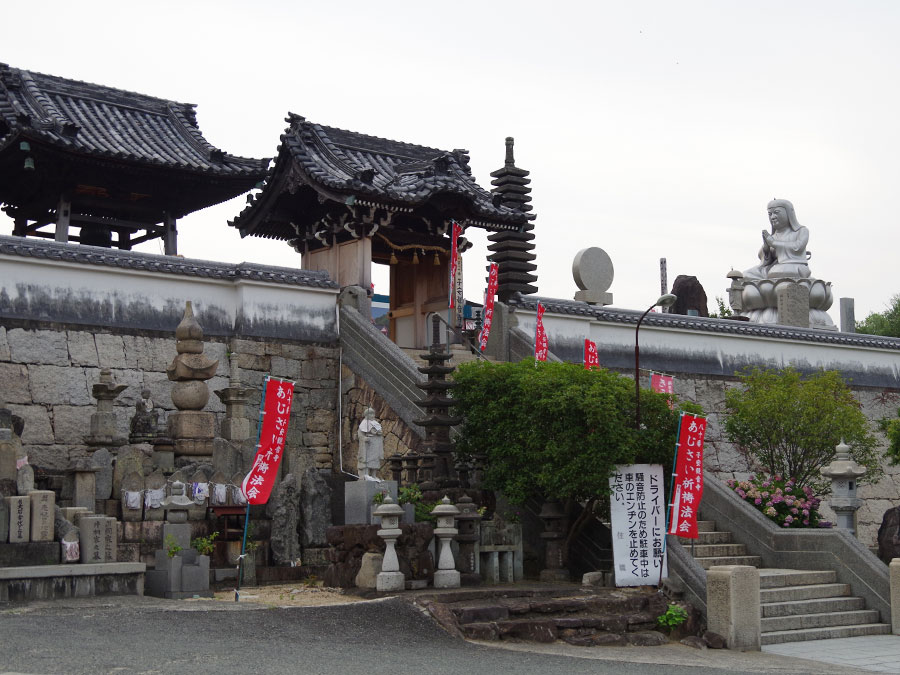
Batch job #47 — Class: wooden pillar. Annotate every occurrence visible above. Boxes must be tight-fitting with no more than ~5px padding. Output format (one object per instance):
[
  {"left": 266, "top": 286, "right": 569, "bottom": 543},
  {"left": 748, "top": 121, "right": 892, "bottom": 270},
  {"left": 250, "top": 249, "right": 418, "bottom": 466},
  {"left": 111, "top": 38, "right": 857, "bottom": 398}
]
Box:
[
  {"left": 55, "top": 197, "right": 71, "bottom": 243},
  {"left": 163, "top": 214, "right": 177, "bottom": 256},
  {"left": 12, "top": 218, "right": 27, "bottom": 237}
]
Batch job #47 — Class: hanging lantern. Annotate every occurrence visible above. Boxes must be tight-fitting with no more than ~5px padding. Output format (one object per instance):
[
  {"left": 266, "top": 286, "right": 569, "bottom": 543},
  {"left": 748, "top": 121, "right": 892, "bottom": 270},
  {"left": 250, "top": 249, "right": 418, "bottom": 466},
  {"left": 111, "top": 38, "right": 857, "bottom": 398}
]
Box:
[
  {"left": 433, "top": 252, "right": 441, "bottom": 266},
  {"left": 23, "top": 157, "right": 35, "bottom": 171},
  {"left": 412, "top": 250, "right": 419, "bottom": 265},
  {"left": 389, "top": 251, "right": 398, "bottom": 265}
]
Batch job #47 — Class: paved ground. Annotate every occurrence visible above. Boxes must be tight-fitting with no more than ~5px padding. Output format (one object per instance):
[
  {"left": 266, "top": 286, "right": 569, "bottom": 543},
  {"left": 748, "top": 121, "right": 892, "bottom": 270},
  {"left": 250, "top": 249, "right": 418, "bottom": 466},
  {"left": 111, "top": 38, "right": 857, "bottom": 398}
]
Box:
[
  {"left": 764, "top": 635, "right": 900, "bottom": 673},
  {"left": 0, "top": 592, "right": 883, "bottom": 675}
]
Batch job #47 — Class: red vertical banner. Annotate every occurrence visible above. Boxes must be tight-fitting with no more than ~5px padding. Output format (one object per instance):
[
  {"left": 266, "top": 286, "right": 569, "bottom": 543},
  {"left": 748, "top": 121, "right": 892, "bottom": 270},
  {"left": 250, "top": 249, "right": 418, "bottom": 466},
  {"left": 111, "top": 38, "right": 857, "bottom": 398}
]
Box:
[
  {"left": 241, "top": 376, "right": 295, "bottom": 505},
  {"left": 449, "top": 221, "right": 463, "bottom": 308},
  {"left": 478, "top": 262, "right": 499, "bottom": 351},
  {"left": 534, "top": 302, "right": 548, "bottom": 362},
  {"left": 584, "top": 339, "right": 599, "bottom": 370},
  {"left": 650, "top": 373, "right": 675, "bottom": 409},
  {"left": 667, "top": 413, "right": 707, "bottom": 538}
]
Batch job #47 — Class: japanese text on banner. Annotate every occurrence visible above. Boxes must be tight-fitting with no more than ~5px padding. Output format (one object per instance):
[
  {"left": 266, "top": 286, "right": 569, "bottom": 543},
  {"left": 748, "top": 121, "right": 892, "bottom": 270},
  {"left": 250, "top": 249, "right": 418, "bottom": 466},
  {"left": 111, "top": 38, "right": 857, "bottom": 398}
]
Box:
[
  {"left": 584, "top": 338, "right": 599, "bottom": 370},
  {"left": 667, "top": 413, "right": 707, "bottom": 538},
  {"left": 650, "top": 373, "right": 675, "bottom": 409},
  {"left": 479, "top": 262, "right": 499, "bottom": 351},
  {"left": 534, "top": 302, "right": 548, "bottom": 362},
  {"left": 241, "top": 377, "right": 295, "bottom": 505}
]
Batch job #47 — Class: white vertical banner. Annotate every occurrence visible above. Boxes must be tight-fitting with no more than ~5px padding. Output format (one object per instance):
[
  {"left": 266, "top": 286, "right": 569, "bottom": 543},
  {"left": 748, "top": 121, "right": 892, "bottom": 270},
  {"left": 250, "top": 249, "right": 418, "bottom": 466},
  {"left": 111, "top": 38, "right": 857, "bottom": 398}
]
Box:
[{"left": 609, "top": 463, "right": 667, "bottom": 586}]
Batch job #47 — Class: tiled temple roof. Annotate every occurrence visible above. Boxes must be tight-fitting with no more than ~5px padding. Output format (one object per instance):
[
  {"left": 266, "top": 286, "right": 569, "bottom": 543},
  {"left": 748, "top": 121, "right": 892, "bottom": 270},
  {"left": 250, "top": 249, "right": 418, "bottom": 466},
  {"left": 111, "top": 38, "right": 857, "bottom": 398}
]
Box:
[
  {"left": 0, "top": 63, "right": 268, "bottom": 178},
  {"left": 231, "top": 114, "right": 530, "bottom": 238}
]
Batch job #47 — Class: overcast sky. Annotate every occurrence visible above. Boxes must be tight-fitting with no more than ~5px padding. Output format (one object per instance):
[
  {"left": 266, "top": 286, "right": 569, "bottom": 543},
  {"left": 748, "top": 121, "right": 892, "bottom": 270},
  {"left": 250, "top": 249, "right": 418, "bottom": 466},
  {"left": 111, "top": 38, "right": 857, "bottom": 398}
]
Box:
[{"left": 4, "top": 1, "right": 899, "bottom": 322}]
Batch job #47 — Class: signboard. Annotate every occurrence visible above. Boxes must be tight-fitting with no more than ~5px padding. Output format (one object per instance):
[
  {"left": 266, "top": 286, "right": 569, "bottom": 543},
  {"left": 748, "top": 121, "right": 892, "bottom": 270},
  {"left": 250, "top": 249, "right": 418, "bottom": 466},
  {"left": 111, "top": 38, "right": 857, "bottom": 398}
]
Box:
[
  {"left": 667, "top": 413, "right": 707, "bottom": 538},
  {"left": 449, "top": 221, "right": 462, "bottom": 308},
  {"left": 241, "top": 376, "right": 295, "bottom": 505},
  {"left": 609, "top": 463, "right": 667, "bottom": 586}
]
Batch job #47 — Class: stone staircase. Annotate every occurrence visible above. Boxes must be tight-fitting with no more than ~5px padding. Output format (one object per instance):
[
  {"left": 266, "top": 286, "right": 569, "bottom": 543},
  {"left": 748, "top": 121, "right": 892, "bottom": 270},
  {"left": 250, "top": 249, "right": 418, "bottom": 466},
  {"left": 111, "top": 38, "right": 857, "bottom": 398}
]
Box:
[
  {"left": 686, "top": 520, "right": 891, "bottom": 645},
  {"left": 401, "top": 343, "right": 493, "bottom": 370},
  {"left": 416, "top": 585, "right": 671, "bottom": 646}
]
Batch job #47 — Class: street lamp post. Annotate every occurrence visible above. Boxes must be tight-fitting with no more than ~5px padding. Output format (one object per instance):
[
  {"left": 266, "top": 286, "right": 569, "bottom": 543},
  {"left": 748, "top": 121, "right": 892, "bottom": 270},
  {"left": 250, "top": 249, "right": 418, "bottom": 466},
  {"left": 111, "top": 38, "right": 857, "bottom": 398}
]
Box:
[{"left": 635, "top": 294, "right": 677, "bottom": 429}]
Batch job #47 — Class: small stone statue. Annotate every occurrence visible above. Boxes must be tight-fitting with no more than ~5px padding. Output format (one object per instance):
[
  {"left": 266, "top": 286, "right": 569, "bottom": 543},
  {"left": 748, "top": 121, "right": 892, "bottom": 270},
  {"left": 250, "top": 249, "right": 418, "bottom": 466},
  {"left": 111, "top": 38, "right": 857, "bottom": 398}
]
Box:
[
  {"left": 129, "top": 388, "right": 159, "bottom": 443},
  {"left": 357, "top": 407, "right": 384, "bottom": 480}
]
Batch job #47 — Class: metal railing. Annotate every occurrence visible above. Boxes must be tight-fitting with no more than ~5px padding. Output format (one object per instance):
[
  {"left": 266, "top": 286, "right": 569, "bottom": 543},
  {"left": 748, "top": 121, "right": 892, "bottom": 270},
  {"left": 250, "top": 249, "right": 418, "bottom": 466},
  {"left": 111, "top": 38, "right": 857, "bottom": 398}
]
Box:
[{"left": 424, "top": 311, "right": 489, "bottom": 361}]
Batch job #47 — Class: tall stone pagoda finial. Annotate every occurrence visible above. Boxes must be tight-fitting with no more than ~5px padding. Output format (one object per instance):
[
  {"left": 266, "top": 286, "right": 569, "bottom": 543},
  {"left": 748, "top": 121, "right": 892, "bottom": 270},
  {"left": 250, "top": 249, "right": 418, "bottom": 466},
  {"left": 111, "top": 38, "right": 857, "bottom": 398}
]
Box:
[
  {"left": 488, "top": 137, "right": 538, "bottom": 302},
  {"left": 166, "top": 301, "right": 219, "bottom": 462}
]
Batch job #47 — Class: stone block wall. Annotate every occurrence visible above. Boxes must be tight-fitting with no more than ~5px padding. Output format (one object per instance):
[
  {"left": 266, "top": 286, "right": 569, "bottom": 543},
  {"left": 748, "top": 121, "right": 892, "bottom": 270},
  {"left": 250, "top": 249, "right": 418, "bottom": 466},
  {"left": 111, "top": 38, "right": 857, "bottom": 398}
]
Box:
[
  {"left": 671, "top": 371, "right": 900, "bottom": 549},
  {"left": 0, "top": 325, "right": 339, "bottom": 479}
]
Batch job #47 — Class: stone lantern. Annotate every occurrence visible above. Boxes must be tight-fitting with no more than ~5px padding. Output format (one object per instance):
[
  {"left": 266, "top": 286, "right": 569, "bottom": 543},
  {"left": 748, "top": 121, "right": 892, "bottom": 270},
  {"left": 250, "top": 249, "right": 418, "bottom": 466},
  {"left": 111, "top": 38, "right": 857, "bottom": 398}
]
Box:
[
  {"left": 538, "top": 500, "right": 570, "bottom": 581},
  {"left": 432, "top": 496, "right": 461, "bottom": 589},
  {"left": 820, "top": 439, "right": 867, "bottom": 536},
  {"left": 374, "top": 495, "right": 405, "bottom": 592}
]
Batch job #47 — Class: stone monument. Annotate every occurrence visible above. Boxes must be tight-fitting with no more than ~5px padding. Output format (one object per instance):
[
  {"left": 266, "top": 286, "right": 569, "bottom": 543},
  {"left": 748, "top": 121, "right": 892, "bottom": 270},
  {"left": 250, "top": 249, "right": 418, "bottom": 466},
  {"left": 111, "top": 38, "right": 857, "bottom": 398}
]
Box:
[
  {"left": 727, "top": 199, "right": 835, "bottom": 329},
  {"left": 84, "top": 369, "right": 128, "bottom": 449},
  {"left": 357, "top": 407, "right": 384, "bottom": 480},
  {"left": 572, "top": 247, "right": 614, "bottom": 306},
  {"left": 166, "top": 302, "right": 219, "bottom": 463},
  {"left": 129, "top": 389, "right": 160, "bottom": 444}
]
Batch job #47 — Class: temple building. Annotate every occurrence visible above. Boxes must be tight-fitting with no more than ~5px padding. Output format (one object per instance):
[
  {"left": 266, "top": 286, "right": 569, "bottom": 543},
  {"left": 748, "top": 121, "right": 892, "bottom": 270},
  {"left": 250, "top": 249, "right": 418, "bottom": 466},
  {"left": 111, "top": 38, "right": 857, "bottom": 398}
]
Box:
[
  {"left": 0, "top": 63, "right": 268, "bottom": 254},
  {"left": 229, "top": 114, "right": 537, "bottom": 347}
]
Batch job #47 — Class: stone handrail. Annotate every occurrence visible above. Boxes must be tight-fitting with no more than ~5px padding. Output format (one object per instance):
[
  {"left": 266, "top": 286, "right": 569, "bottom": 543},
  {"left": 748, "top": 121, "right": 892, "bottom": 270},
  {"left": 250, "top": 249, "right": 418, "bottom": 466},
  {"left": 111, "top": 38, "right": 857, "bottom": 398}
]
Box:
[
  {"left": 700, "top": 476, "right": 891, "bottom": 623},
  {"left": 665, "top": 534, "right": 708, "bottom": 616}
]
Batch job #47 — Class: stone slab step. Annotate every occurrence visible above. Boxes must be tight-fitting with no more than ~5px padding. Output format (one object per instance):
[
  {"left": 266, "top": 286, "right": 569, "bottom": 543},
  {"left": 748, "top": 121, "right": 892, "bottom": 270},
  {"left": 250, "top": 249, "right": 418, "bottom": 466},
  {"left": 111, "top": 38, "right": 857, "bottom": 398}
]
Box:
[
  {"left": 688, "top": 543, "right": 749, "bottom": 558},
  {"left": 760, "top": 622, "right": 891, "bottom": 645},
  {"left": 696, "top": 555, "right": 762, "bottom": 569},
  {"left": 695, "top": 531, "right": 733, "bottom": 545},
  {"left": 761, "top": 595, "right": 865, "bottom": 618},
  {"left": 760, "top": 583, "right": 851, "bottom": 603},
  {"left": 761, "top": 609, "right": 881, "bottom": 633},
  {"left": 696, "top": 521, "right": 716, "bottom": 532},
  {"left": 758, "top": 569, "right": 836, "bottom": 589}
]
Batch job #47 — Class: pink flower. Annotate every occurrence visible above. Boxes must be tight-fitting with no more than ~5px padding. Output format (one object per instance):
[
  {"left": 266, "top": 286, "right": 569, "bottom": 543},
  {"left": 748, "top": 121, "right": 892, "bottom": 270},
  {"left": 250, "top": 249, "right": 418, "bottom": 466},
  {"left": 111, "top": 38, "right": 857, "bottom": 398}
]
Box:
[
  {"left": 802, "top": 509, "right": 809, "bottom": 516},
  {"left": 736, "top": 489, "right": 746, "bottom": 498},
  {"left": 784, "top": 515, "right": 794, "bottom": 524},
  {"left": 803, "top": 520, "right": 810, "bottom": 525},
  {"left": 790, "top": 507, "right": 798, "bottom": 515},
  {"left": 755, "top": 498, "right": 762, "bottom": 505},
  {"left": 785, "top": 486, "right": 793, "bottom": 494}
]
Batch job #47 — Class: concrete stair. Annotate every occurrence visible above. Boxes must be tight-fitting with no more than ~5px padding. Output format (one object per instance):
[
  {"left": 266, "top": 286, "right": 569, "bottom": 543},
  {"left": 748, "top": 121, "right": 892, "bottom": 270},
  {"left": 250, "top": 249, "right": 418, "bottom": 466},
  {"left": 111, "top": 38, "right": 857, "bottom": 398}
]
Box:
[{"left": 682, "top": 520, "right": 891, "bottom": 645}]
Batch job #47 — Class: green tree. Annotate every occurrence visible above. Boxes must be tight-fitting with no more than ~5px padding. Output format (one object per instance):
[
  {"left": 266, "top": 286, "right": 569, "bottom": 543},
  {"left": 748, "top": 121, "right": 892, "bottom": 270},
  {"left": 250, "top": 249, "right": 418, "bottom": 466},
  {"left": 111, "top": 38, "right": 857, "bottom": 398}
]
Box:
[
  {"left": 856, "top": 294, "right": 900, "bottom": 337},
  {"left": 724, "top": 367, "right": 881, "bottom": 493},
  {"left": 452, "top": 359, "right": 699, "bottom": 507}
]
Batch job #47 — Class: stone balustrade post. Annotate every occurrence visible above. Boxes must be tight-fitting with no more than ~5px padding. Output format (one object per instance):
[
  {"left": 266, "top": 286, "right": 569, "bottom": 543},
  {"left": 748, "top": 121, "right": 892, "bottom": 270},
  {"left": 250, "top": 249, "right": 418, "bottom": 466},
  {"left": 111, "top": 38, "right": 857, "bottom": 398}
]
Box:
[
  {"left": 891, "top": 558, "right": 900, "bottom": 635},
  {"left": 707, "top": 565, "right": 760, "bottom": 651}
]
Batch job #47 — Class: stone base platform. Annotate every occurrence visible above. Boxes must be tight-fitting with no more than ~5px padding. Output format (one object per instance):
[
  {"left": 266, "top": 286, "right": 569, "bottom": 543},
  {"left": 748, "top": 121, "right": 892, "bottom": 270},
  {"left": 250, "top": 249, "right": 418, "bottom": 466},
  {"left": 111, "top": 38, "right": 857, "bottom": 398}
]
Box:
[
  {"left": 0, "top": 542, "right": 60, "bottom": 568},
  {"left": 0, "top": 563, "right": 146, "bottom": 602}
]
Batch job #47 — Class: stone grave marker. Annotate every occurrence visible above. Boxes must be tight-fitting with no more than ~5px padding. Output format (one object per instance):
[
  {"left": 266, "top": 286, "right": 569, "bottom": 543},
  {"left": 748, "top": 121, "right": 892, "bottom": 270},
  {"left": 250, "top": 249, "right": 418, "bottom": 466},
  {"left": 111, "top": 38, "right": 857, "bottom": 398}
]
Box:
[
  {"left": 8, "top": 495, "right": 30, "bottom": 543},
  {"left": 0, "top": 497, "right": 8, "bottom": 542},
  {"left": 230, "top": 471, "right": 247, "bottom": 506},
  {"left": 80, "top": 515, "right": 106, "bottom": 564},
  {"left": 267, "top": 474, "right": 300, "bottom": 565},
  {"left": 104, "top": 517, "right": 117, "bottom": 561},
  {"left": 188, "top": 469, "right": 209, "bottom": 521},
  {"left": 301, "top": 467, "right": 332, "bottom": 547},
  {"left": 91, "top": 448, "right": 114, "bottom": 500},
  {"left": 69, "top": 459, "right": 98, "bottom": 511},
  {"left": 29, "top": 490, "right": 55, "bottom": 542},
  {"left": 62, "top": 506, "right": 90, "bottom": 523},
  {"left": 208, "top": 470, "right": 228, "bottom": 506},
  {"left": 121, "top": 471, "right": 144, "bottom": 522},
  {"left": 113, "top": 447, "right": 145, "bottom": 496},
  {"left": 61, "top": 530, "right": 80, "bottom": 562},
  {"left": 16, "top": 464, "right": 34, "bottom": 495},
  {"left": 0, "top": 412, "right": 17, "bottom": 482},
  {"left": 144, "top": 470, "right": 166, "bottom": 521}
]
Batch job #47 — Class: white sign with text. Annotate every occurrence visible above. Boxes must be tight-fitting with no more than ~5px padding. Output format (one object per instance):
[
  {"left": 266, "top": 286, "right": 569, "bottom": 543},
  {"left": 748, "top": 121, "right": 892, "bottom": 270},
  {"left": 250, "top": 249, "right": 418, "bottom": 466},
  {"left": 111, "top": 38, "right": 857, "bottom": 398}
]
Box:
[{"left": 609, "top": 463, "right": 668, "bottom": 586}]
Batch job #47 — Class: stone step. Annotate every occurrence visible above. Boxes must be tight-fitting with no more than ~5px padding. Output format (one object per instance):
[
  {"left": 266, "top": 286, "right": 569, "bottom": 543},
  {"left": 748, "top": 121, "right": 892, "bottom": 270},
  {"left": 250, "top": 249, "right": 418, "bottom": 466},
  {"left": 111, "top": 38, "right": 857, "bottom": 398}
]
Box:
[
  {"left": 695, "top": 531, "right": 733, "bottom": 545},
  {"left": 760, "top": 622, "right": 891, "bottom": 645},
  {"left": 758, "top": 569, "right": 836, "bottom": 589},
  {"left": 761, "top": 595, "right": 865, "bottom": 618},
  {"left": 696, "top": 520, "right": 716, "bottom": 532},
  {"left": 761, "top": 609, "right": 881, "bottom": 633},
  {"left": 687, "top": 543, "right": 749, "bottom": 558},
  {"left": 696, "top": 555, "right": 762, "bottom": 569},
  {"left": 760, "top": 583, "right": 851, "bottom": 603}
]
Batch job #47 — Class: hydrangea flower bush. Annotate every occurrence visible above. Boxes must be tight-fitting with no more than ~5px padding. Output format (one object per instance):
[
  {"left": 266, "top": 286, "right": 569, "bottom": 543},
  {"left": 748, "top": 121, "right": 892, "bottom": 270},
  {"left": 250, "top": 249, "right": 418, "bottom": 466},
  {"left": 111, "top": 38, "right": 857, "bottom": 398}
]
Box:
[{"left": 725, "top": 474, "right": 831, "bottom": 528}]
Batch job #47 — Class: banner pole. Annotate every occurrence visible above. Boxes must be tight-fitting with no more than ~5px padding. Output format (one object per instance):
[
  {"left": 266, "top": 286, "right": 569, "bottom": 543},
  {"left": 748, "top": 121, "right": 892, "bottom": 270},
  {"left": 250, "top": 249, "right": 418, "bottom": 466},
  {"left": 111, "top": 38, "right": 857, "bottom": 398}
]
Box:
[
  {"left": 235, "top": 375, "right": 270, "bottom": 602},
  {"left": 659, "top": 411, "right": 685, "bottom": 588}
]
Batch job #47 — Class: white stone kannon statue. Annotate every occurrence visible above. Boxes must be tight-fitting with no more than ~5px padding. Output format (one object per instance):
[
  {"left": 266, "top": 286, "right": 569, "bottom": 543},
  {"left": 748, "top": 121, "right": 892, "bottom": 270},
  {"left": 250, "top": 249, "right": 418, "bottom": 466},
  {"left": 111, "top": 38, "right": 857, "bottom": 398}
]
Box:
[
  {"left": 728, "top": 199, "right": 835, "bottom": 330},
  {"left": 357, "top": 407, "right": 384, "bottom": 480}
]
